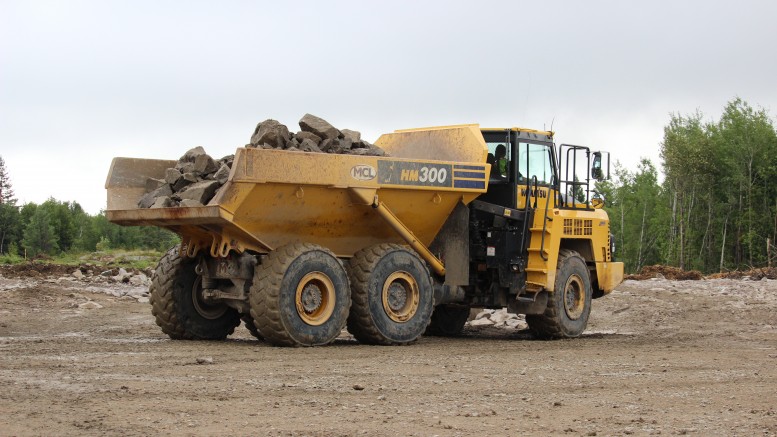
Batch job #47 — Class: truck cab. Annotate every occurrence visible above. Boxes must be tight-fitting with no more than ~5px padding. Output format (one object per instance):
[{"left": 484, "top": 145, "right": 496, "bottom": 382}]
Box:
[{"left": 428, "top": 127, "right": 623, "bottom": 338}]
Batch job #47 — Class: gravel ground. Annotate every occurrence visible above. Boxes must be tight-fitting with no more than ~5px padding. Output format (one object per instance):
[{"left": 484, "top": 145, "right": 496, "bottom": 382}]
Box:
[{"left": 1, "top": 269, "right": 776, "bottom": 436}]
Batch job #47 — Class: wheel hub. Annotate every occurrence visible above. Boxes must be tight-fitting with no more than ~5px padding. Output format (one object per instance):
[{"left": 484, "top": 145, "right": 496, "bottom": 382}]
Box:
[
  {"left": 191, "top": 276, "right": 228, "bottom": 320},
  {"left": 295, "top": 272, "right": 336, "bottom": 326},
  {"left": 300, "top": 283, "right": 323, "bottom": 313},
  {"left": 381, "top": 271, "right": 420, "bottom": 323},
  {"left": 563, "top": 275, "right": 585, "bottom": 320},
  {"left": 386, "top": 283, "right": 408, "bottom": 312}
]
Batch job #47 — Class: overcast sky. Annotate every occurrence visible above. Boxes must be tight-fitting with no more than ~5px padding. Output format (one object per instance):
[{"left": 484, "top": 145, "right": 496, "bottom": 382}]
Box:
[{"left": 1, "top": 0, "right": 776, "bottom": 214}]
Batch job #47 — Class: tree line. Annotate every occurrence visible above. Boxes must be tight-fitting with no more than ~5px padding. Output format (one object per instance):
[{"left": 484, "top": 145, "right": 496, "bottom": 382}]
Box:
[
  {"left": 2, "top": 98, "right": 776, "bottom": 272},
  {"left": 0, "top": 157, "right": 178, "bottom": 258},
  {"left": 598, "top": 98, "right": 777, "bottom": 273}
]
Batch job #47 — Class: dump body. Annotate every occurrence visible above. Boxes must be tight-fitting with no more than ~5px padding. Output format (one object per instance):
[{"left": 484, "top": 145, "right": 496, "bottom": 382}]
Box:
[{"left": 106, "top": 125, "right": 489, "bottom": 260}]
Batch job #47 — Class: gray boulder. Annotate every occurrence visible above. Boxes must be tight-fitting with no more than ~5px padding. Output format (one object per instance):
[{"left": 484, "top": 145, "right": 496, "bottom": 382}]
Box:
[
  {"left": 177, "top": 180, "right": 220, "bottom": 205},
  {"left": 194, "top": 153, "right": 218, "bottom": 175},
  {"left": 295, "top": 131, "right": 322, "bottom": 145},
  {"left": 138, "top": 184, "right": 173, "bottom": 208},
  {"left": 182, "top": 172, "right": 198, "bottom": 183},
  {"left": 250, "top": 119, "right": 290, "bottom": 148},
  {"left": 176, "top": 161, "right": 195, "bottom": 174},
  {"left": 299, "top": 138, "right": 323, "bottom": 153},
  {"left": 299, "top": 114, "right": 340, "bottom": 140},
  {"left": 145, "top": 177, "right": 166, "bottom": 191},
  {"left": 181, "top": 146, "right": 207, "bottom": 163},
  {"left": 213, "top": 164, "right": 230, "bottom": 185},
  {"left": 164, "top": 168, "right": 182, "bottom": 185},
  {"left": 179, "top": 199, "right": 204, "bottom": 207},
  {"left": 341, "top": 129, "right": 361, "bottom": 143},
  {"left": 150, "top": 196, "right": 173, "bottom": 208}
]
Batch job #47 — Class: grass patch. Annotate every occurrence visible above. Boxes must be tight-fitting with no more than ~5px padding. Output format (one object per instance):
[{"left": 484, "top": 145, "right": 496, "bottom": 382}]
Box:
[{"left": 0, "top": 253, "right": 25, "bottom": 265}]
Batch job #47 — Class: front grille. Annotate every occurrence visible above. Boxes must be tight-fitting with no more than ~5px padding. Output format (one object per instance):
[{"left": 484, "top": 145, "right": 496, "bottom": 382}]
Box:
[{"left": 563, "top": 218, "right": 592, "bottom": 236}]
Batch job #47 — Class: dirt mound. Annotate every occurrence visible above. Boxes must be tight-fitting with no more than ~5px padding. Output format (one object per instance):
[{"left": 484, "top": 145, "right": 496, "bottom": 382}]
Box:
[
  {"left": 626, "top": 265, "right": 703, "bottom": 281},
  {"left": 0, "top": 263, "right": 151, "bottom": 282},
  {"left": 707, "top": 267, "right": 777, "bottom": 280},
  {"left": 0, "top": 263, "right": 76, "bottom": 278}
]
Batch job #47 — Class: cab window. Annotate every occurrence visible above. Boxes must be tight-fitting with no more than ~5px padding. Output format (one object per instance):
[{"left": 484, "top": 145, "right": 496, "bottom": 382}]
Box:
[
  {"left": 516, "top": 142, "right": 554, "bottom": 185},
  {"left": 485, "top": 141, "right": 510, "bottom": 180}
]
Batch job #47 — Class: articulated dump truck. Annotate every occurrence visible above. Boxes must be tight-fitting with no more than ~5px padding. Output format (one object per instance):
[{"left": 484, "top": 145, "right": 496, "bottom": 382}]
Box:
[{"left": 106, "top": 124, "right": 623, "bottom": 346}]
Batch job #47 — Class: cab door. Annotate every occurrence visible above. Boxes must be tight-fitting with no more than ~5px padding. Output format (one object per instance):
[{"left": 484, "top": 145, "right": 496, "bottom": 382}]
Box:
[{"left": 514, "top": 138, "right": 557, "bottom": 211}]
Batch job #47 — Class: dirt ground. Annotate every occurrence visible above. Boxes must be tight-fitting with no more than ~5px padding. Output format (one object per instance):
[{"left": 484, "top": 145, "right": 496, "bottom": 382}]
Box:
[{"left": 1, "top": 266, "right": 776, "bottom": 437}]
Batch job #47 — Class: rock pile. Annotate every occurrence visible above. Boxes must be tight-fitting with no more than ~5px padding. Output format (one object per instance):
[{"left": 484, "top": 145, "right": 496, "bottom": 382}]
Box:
[
  {"left": 248, "top": 114, "right": 386, "bottom": 156},
  {"left": 138, "top": 114, "right": 386, "bottom": 209},
  {"left": 0, "top": 263, "right": 153, "bottom": 303},
  {"left": 139, "top": 147, "right": 233, "bottom": 208}
]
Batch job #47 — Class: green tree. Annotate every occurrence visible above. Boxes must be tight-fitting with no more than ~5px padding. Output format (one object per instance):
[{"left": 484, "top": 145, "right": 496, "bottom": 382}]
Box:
[
  {"left": 656, "top": 98, "right": 777, "bottom": 272},
  {"left": 708, "top": 98, "right": 777, "bottom": 268},
  {"left": 22, "top": 207, "right": 59, "bottom": 257},
  {"left": 0, "top": 157, "right": 20, "bottom": 254},
  {"left": 599, "top": 160, "right": 664, "bottom": 273},
  {"left": 0, "top": 203, "right": 20, "bottom": 254},
  {"left": 0, "top": 156, "right": 14, "bottom": 205},
  {"left": 37, "top": 199, "right": 78, "bottom": 253}
]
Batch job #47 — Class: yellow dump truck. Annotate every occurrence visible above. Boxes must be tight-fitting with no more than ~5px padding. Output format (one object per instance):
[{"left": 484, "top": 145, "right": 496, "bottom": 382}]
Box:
[{"left": 106, "top": 124, "right": 623, "bottom": 346}]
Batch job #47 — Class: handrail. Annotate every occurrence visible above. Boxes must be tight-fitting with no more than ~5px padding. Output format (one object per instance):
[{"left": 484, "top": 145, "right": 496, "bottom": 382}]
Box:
[
  {"left": 539, "top": 180, "right": 551, "bottom": 261},
  {"left": 518, "top": 176, "right": 538, "bottom": 263}
]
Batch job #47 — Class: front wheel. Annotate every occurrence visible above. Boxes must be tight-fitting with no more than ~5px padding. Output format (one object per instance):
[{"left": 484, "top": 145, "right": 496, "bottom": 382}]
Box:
[{"left": 526, "top": 249, "right": 592, "bottom": 339}]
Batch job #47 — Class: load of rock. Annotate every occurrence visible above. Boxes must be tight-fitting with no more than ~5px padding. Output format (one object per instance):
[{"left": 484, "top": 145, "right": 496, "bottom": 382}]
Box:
[
  {"left": 249, "top": 113, "right": 386, "bottom": 156},
  {"left": 137, "top": 114, "right": 386, "bottom": 209}
]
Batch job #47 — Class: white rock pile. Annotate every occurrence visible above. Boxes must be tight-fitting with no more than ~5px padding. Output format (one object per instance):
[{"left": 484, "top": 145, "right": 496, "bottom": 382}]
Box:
[{"left": 467, "top": 308, "right": 527, "bottom": 329}]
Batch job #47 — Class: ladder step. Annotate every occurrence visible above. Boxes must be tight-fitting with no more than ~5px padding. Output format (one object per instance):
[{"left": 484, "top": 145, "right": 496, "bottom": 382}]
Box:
[
  {"left": 529, "top": 227, "right": 552, "bottom": 234},
  {"left": 525, "top": 268, "right": 547, "bottom": 273},
  {"left": 527, "top": 247, "right": 549, "bottom": 253}
]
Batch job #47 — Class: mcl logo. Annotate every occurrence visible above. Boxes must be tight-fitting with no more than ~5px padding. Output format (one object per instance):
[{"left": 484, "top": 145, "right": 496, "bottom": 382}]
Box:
[{"left": 350, "top": 164, "right": 376, "bottom": 181}]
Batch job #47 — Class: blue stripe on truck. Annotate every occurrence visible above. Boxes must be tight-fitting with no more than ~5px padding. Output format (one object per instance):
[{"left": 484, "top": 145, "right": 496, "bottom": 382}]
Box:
[
  {"left": 454, "top": 164, "right": 485, "bottom": 171},
  {"left": 454, "top": 179, "right": 486, "bottom": 189},
  {"left": 454, "top": 171, "right": 485, "bottom": 179}
]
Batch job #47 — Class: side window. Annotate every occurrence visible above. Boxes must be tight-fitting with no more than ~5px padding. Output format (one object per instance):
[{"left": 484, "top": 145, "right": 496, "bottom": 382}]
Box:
[
  {"left": 486, "top": 141, "right": 511, "bottom": 180},
  {"left": 516, "top": 143, "right": 553, "bottom": 185}
]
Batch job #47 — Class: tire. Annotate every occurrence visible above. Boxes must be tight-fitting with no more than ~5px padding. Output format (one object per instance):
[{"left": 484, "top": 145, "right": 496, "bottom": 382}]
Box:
[
  {"left": 425, "top": 304, "right": 470, "bottom": 337},
  {"left": 249, "top": 243, "right": 351, "bottom": 347},
  {"left": 346, "top": 244, "right": 434, "bottom": 345},
  {"left": 242, "top": 315, "right": 263, "bottom": 340},
  {"left": 149, "top": 246, "right": 241, "bottom": 340},
  {"left": 526, "top": 249, "right": 592, "bottom": 339}
]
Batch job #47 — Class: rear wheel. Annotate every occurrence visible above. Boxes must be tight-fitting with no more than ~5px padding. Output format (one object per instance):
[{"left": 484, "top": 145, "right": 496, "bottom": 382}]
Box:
[
  {"left": 425, "top": 304, "right": 470, "bottom": 337},
  {"left": 149, "top": 246, "right": 241, "bottom": 340},
  {"left": 249, "top": 243, "right": 351, "bottom": 347},
  {"left": 526, "top": 249, "right": 592, "bottom": 339},
  {"left": 347, "top": 244, "right": 433, "bottom": 345}
]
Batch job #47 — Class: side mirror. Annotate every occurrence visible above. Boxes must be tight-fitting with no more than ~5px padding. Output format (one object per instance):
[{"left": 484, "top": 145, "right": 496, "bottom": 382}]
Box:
[{"left": 591, "top": 152, "right": 607, "bottom": 181}]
